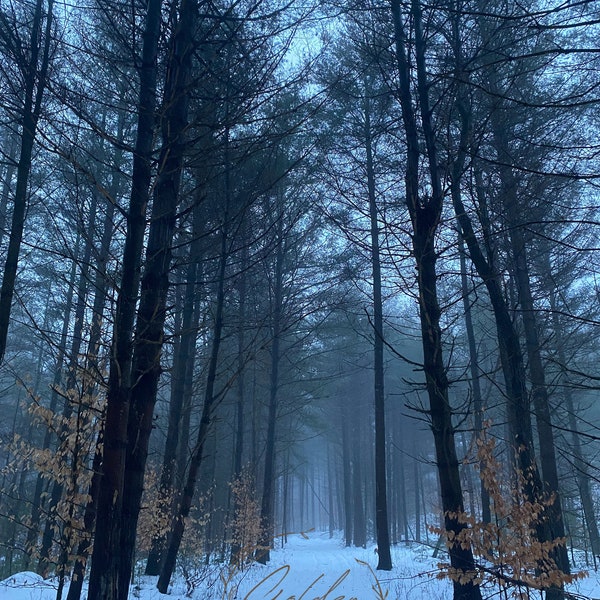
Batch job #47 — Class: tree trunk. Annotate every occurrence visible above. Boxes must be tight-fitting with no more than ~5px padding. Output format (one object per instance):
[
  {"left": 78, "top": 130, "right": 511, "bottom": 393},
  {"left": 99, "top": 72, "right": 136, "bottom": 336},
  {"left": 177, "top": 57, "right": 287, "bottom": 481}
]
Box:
[
  {"left": 87, "top": 0, "right": 161, "bottom": 596},
  {"left": 230, "top": 220, "right": 248, "bottom": 565},
  {"left": 157, "top": 224, "right": 228, "bottom": 593},
  {"left": 450, "top": 89, "right": 559, "bottom": 599},
  {"left": 351, "top": 418, "right": 366, "bottom": 548},
  {"left": 341, "top": 396, "right": 353, "bottom": 547},
  {"left": 25, "top": 238, "right": 79, "bottom": 569},
  {"left": 65, "top": 432, "right": 102, "bottom": 600},
  {"left": 547, "top": 280, "right": 600, "bottom": 558},
  {"left": 66, "top": 138, "right": 122, "bottom": 600},
  {"left": 118, "top": 0, "right": 197, "bottom": 594},
  {"left": 0, "top": 133, "right": 18, "bottom": 249},
  {"left": 145, "top": 198, "right": 203, "bottom": 575},
  {"left": 176, "top": 303, "right": 202, "bottom": 487},
  {"left": 38, "top": 193, "right": 97, "bottom": 583},
  {"left": 327, "top": 446, "right": 335, "bottom": 537},
  {"left": 458, "top": 237, "right": 491, "bottom": 524},
  {"left": 491, "top": 118, "right": 569, "bottom": 579},
  {"left": 256, "top": 213, "right": 284, "bottom": 565},
  {"left": 414, "top": 458, "right": 421, "bottom": 543},
  {"left": 364, "top": 81, "right": 392, "bottom": 571},
  {"left": 391, "top": 3, "right": 482, "bottom": 598},
  {"left": 0, "top": 0, "right": 53, "bottom": 362}
]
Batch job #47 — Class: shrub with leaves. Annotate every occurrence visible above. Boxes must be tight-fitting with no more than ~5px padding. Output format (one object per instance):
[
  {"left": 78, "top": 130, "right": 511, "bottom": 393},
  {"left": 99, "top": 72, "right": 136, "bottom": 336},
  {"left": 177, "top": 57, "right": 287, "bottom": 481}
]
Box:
[
  {"left": 432, "top": 429, "right": 587, "bottom": 598},
  {"left": 0, "top": 378, "right": 100, "bottom": 589},
  {"left": 229, "top": 469, "right": 262, "bottom": 569},
  {"left": 136, "top": 467, "right": 174, "bottom": 555}
]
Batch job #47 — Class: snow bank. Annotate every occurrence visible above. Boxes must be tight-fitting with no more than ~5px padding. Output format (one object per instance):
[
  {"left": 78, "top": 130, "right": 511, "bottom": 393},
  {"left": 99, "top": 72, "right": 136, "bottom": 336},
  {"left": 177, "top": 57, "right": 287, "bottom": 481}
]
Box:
[{"left": 1, "top": 571, "right": 45, "bottom": 587}]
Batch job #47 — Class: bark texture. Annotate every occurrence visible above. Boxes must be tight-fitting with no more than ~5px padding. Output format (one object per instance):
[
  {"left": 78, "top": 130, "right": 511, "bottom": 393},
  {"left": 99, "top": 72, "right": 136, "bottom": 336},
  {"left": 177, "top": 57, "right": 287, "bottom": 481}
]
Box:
[
  {"left": 87, "top": 1, "right": 162, "bottom": 597},
  {"left": 118, "top": 0, "right": 197, "bottom": 594},
  {"left": 391, "top": 2, "right": 483, "bottom": 598},
  {"left": 157, "top": 225, "right": 228, "bottom": 593},
  {"left": 364, "top": 87, "right": 392, "bottom": 570}
]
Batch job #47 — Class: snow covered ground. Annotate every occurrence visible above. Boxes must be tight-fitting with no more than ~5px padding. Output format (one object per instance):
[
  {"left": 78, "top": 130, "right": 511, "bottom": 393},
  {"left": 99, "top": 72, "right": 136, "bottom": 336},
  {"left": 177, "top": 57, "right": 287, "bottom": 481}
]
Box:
[{"left": 1, "top": 532, "right": 598, "bottom": 599}]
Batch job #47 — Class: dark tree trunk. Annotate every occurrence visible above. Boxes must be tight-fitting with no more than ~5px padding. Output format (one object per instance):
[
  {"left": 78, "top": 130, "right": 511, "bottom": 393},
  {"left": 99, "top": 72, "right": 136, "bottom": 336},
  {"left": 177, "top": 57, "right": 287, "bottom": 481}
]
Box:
[
  {"left": 465, "top": 19, "right": 563, "bottom": 597},
  {"left": 414, "top": 458, "right": 421, "bottom": 543},
  {"left": 491, "top": 120, "right": 569, "bottom": 579},
  {"left": 281, "top": 450, "right": 290, "bottom": 541},
  {"left": 234, "top": 255, "right": 247, "bottom": 481},
  {"left": 230, "top": 220, "right": 248, "bottom": 565},
  {"left": 547, "top": 280, "right": 600, "bottom": 558},
  {"left": 397, "top": 421, "right": 409, "bottom": 543},
  {"left": 0, "top": 133, "right": 18, "bottom": 249},
  {"left": 388, "top": 441, "right": 397, "bottom": 544},
  {"left": 157, "top": 224, "right": 228, "bottom": 593},
  {"left": 391, "top": 2, "right": 482, "bottom": 598},
  {"left": 145, "top": 198, "right": 203, "bottom": 576},
  {"left": 351, "top": 420, "right": 366, "bottom": 548},
  {"left": 66, "top": 142, "right": 122, "bottom": 600},
  {"left": 38, "top": 194, "right": 97, "bottom": 585},
  {"left": 118, "top": 0, "right": 197, "bottom": 594},
  {"left": 450, "top": 94, "right": 559, "bottom": 599},
  {"left": 87, "top": 0, "right": 162, "bottom": 596},
  {"left": 327, "top": 446, "right": 335, "bottom": 537},
  {"left": 449, "top": 9, "right": 567, "bottom": 589},
  {"left": 176, "top": 302, "right": 202, "bottom": 487},
  {"left": 364, "top": 82, "right": 392, "bottom": 571},
  {"left": 341, "top": 397, "right": 353, "bottom": 547},
  {"left": 65, "top": 433, "right": 102, "bottom": 600},
  {"left": 256, "top": 215, "right": 284, "bottom": 565},
  {"left": 458, "top": 237, "right": 491, "bottom": 524},
  {"left": 0, "top": 0, "right": 53, "bottom": 362},
  {"left": 25, "top": 239, "right": 79, "bottom": 569}
]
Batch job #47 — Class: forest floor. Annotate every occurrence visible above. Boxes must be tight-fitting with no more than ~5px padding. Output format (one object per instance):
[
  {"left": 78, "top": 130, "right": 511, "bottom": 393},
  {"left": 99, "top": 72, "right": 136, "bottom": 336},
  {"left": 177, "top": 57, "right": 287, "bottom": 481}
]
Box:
[{"left": 1, "top": 531, "right": 599, "bottom": 600}]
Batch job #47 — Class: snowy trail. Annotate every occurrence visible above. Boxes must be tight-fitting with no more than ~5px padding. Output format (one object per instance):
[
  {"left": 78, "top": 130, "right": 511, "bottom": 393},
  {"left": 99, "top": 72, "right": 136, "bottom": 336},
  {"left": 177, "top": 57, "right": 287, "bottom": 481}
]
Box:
[
  {"left": 1, "top": 533, "right": 598, "bottom": 599},
  {"left": 218, "top": 532, "right": 452, "bottom": 600},
  {"left": 254, "top": 533, "right": 382, "bottom": 599},
  {"left": 0, "top": 533, "right": 448, "bottom": 600}
]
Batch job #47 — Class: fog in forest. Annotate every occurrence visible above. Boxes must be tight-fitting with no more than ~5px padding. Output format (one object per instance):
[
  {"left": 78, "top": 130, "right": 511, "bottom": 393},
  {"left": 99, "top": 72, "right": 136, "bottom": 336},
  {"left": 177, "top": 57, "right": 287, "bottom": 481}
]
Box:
[{"left": 0, "top": 0, "right": 599, "bottom": 599}]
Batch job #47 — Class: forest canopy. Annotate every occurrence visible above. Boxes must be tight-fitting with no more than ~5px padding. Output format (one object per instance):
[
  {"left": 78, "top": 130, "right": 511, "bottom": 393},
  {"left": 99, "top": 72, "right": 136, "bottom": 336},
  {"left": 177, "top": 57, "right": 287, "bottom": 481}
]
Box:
[{"left": 0, "top": 0, "right": 599, "bottom": 599}]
